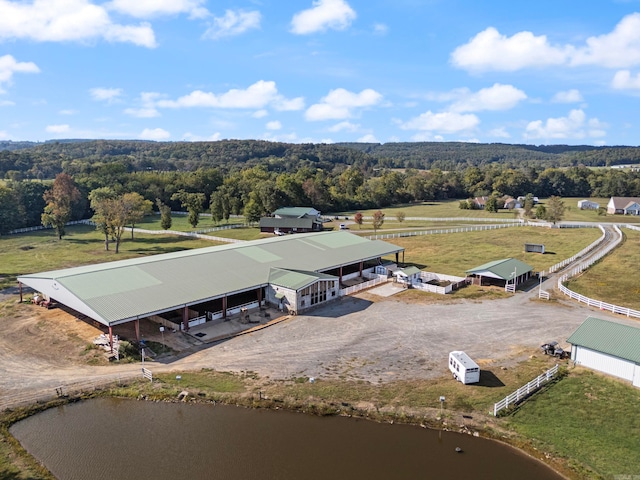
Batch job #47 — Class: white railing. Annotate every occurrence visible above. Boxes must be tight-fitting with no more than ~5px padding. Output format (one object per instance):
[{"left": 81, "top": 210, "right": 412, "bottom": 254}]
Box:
[
  {"left": 364, "top": 223, "right": 522, "bottom": 240},
  {"left": 339, "top": 277, "right": 387, "bottom": 296},
  {"left": 548, "top": 225, "right": 606, "bottom": 273},
  {"left": 7, "top": 219, "right": 94, "bottom": 235},
  {"left": 412, "top": 272, "right": 467, "bottom": 295},
  {"left": 142, "top": 367, "right": 153, "bottom": 382},
  {"left": 556, "top": 226, "right": 640, "bottom": 317},
  {"left": 361, "top": 216, "right": 522, "bottom": 223},
  {"left": 493, "top": 364, "right": 559, "bottom": 416},
  {"left": 539, "top": 290, "right": 550, "bottom": 300},
  {"left": 625, "top": 224, "right": 640, "bottom": 232},
  {"left": 130, "top": 227, "right": 244, "bottom": 244}
]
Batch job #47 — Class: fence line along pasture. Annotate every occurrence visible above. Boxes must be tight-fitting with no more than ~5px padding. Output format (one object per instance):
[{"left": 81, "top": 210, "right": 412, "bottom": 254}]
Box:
[
  {"left": 493, "top": 364, "right": 559, "bottom": 416},
  {"left": 548, "top": 225, "right": 606, "bottom": 274},
  {"left": 361, "top": 216, "right": 522, "bottom": 223},
  {"left": 363, "top": 222, "right": 522, "bottom": 240}
]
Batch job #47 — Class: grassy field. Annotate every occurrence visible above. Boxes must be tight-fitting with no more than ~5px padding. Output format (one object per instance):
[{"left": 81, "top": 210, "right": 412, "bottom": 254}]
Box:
[
  {"left": 565, "top": 227, "right": 640, "bottom": 310},
  {"left": 0, "top": 224, "right": 218, "bottom": 289},
  {"left": 506, "top": 369, "right": 640, "bottom": 479},
  {"left": 382, "top": 226, "right": 602, "bottom": 276}
]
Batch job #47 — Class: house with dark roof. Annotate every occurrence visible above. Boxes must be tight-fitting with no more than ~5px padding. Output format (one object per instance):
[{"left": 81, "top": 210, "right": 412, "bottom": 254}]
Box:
[
  {"left": 567, "top": 317, "right": 640, "bottom": 388},
  {"left": 466, "top": 258, "right": 533, "bottom": 288},
  {"left": 607, "top": 197, "right": 640, "bottom": 215}
]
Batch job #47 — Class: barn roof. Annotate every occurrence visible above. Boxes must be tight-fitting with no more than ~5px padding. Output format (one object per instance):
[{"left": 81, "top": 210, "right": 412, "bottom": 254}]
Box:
[
  {"left": 273, "top": 207, "right": 319, "bottom": 218},
  {"left": 18, "top": 231, "right": 402, "bottom": 327},
  {"left": 465, "top": 258, "right": 533, "bottom": 280},
  {"left": 567, "top": 317, "right": 640, "bottom": 364}
]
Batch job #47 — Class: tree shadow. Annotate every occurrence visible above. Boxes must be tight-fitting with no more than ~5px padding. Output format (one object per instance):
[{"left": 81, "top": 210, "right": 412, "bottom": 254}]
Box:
[{"left": 476, "top": 370, "right": 505, "bottom": 387}]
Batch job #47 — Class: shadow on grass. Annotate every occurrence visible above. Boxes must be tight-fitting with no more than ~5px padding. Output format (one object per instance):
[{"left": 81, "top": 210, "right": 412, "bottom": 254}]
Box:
[{"left": 476, "top": 370, "right": 505, "bottom": 387}]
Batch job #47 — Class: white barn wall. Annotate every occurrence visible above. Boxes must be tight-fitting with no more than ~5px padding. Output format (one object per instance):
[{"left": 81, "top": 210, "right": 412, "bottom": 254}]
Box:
[{"left": 573, "top": 346, "right": 635, "bottom": 382}]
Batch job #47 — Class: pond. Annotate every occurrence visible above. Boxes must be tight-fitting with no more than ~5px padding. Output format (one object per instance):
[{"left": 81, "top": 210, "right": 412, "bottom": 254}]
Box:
[{"left": 10, "top": 398, "right": 562, "bottom": 480}]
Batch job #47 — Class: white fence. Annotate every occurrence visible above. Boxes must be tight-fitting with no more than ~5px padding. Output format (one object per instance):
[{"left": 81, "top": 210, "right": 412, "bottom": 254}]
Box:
[
  {"left": 339, "top": 277, "right": 387, "bottom": 296},
  {"left": 8, "top": 219, "right": 93, "bottom": 235},
  {"left": 130, "top": 227, "right": 244, "bottom": 244},
  {"left": 556, "top": 226, "right": 640, "bottom": 318},
  {"left": 364, "top": 223, "right": 522, "bottom": 240},
  {"left": 361, "top": 216, "right": 522, "bottom": 223},
  {"left": 548, "top": 225, "right": 606, "bottom": 273},
  {"left": 412, "top": 272, "right": 467, "bottom": 294},
  {"left": 493, "top": 364, "right": 559, "bottom": 416}
]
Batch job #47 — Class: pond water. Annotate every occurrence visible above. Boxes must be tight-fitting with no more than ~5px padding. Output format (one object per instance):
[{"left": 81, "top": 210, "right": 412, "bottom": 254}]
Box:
[{"left": 10, "top": 398, "right": 562, "bottom": 480}]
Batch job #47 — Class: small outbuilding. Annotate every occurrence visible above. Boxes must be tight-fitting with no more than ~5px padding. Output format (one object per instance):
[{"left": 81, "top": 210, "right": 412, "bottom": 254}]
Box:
[
  {"left": 567, "top": 317, "right": 640, "bottom": 388},
  {"left": 524, "top": 243, "right": 545, "bottom": 254},
  {"left": 577, "top": 199, "right": 600, "bottom": 210},
  {"left": 393, "top": 266, "right": 421, "bottom": 284},
  {"left": 449, "top": 351, "right": 480, "bottom": 384},
  {"left": 466, "top": 258, "right": 533, "bottom": 288}
]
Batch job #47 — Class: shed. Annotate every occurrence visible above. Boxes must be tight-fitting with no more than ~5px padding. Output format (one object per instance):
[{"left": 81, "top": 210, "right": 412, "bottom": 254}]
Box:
[
  {"left": 465, "top": 258, "right": 533, "bottom": 288},
  {"left": 577, "top": 199, "right": 600, "bottom": 210},
  {"left": 393, "top": 266, "right": 421, "bottom": 284},
  {"left": 524, "top": 243, "right": 545, "bottom": 254},
  {"left": 567, "top": 317, "right": 640, "bottom": 388}
]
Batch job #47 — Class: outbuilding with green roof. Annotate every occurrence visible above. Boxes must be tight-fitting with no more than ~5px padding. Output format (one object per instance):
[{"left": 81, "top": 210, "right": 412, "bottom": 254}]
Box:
[
  {"left": 465, "top": 258, "right": 533, "bottom": 289},
  {"left": 567, "top": 316, "right": 640, "bottom": 388}
]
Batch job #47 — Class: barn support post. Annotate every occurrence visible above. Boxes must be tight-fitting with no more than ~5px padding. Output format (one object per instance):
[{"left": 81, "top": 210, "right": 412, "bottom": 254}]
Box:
[
  {"left": 108, "top": 326, "right": 114, "bottom": 353},
  {"left": 395, "top": 252, "right": 399, "bottom": 264},
  {"left": 19, "top": 282, "right": 23, "bottom": 303},
  {"left": 135, "top": 319, "right": 140, "bottom": 342},
  {"left": 258, "top": 287, "right": 263, "bottom": 307},
  {"left": 182, "top": 306, "right": 189, "bottom": 332},
  {"left": 222, "top": 296, "right": 227, "bottom": 319},
  {"left": 402, "top": 251, "right": 405, "bottom": 263},
  {"left": 359, "top": 261, "right": 363, "bottom": 277},
  {"left": 339, "top": 266, "right": 343, "bottom": 285}
]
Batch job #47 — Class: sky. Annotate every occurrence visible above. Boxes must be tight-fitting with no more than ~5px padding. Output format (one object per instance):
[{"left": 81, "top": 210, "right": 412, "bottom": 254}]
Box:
[{"left": 2, "top": 0, "right": 640, "bottom": 146}]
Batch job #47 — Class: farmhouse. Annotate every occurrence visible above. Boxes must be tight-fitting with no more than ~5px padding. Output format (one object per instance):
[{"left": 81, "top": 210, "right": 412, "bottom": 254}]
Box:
[
  {"left": 607, "top": 197, "right": 640, "bottom": 215},
  {"left": 466, "top": 258, "right": 533, "bottom": 288},
  {"left": 567, "top": 317, "right": 640, "bottom": 388},
  {"left": 577, "top": 199, "right": 600, "bottom": 210},
  {"left": 259, "top": 206, "right": 324, "bottom": 234},
  {"left": 18, "top": 231, "right": 403, "bottom": 343}
]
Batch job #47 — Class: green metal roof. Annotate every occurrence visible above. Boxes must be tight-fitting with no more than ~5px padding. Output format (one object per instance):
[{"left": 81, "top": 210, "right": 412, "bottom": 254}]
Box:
[
  {"left": 259, "top": 217, "right": 318, "bottom": 229},
  {"left": 567, "top": 317, "right": 640, "bottom": 363},
  {"left": 465, "top": 258, "right": 533, "bottom": 280},
  {"left": 18, "top": 231, "right": 402, "bottom": 326},
  {"left": 268, "top": 268, "right": 337, "bottom": 290},
  {"left": 273, "top": 207, "right": 318, "bottom": 218},
  {"left": 400, "top": 266, "right": 421, "bottom": 276}
]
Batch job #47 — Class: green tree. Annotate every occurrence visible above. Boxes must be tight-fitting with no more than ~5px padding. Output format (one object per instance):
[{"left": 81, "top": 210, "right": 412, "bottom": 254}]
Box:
[
  {"left": 523, "top": 193, "right": 535, "bottom": 218},
  {"left": 485, "top": 195, "right": 498, "bottom": 213},
  {"left": 0, "top": 185, "right": 21, "bottom": 234},
  {"left": 210, "top": 191, "right": 224, "bottom": 224},
  {"left": 545, "top": 196, "right": 566, "bottom": 224},
  {"left": 171, "top": 190, "right": 206, "bottom": 228},
  {"left": 124, "top": 192, "right": 153, "bottom": 239},
  {"left": 243, "top": 194, "right": 262, "bottom": 223},
  {"left": 372, "top": 210, "right": 385, "bottom": 233},
  {"left": 535, "top": 204, "right": 547, "bottom": 220},
  {"left": 396, "top": 211, "right": 406, "bottom": 223},
  {"left": 89, "top": 187, "right": 118, "bottom": 250},
  {"left": 156, "top": 199, "right": 172, "bottom": 230},
  {"left": 41, "top": 173, "right": 82, "bottom": 239}
]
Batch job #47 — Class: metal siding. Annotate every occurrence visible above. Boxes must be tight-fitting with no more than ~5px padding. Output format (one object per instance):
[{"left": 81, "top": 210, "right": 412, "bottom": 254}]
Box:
[
  {"left": 575, "top": 346, "right": 635, "bottom": 381},
  {"left": 634, "top": 365, "right": 640, "bottom": 388}
]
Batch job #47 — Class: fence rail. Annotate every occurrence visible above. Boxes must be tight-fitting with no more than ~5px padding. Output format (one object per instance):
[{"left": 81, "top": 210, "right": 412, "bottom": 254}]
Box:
[
  {"left": 548, "top": 225, "right": 606, "bottom": 273},
  {"left": 493, "top": 364, "right": 559, "bottom": 416},
  {"left": 361, "top": 216, "right": 522, "bottom": 223},
  {"left": 364, "top": 223, "right": 522, "bottom": 240},
  {"left": 339, "top": 277, "right": 387, "bottom": 296}
]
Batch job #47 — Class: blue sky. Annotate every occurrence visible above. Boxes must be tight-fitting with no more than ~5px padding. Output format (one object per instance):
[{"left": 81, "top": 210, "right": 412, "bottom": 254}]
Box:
[{"left": 2, "top": 0, "right": 640, "bottom": 145}]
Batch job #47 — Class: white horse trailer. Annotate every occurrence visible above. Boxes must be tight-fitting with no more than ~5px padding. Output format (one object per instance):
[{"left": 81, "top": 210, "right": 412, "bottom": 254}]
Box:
[{"left": 449, "top": 351, "right": 480, "bottom": 384}]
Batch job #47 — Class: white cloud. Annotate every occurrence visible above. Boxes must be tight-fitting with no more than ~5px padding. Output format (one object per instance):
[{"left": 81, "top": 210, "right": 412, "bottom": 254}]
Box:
[
  {"left": 552, "top": 89, "right": 583, "bottom": 103},
  {"left": 59, "top": 109, "right": 77, "bottom": 115},
  {"left": 611, "top": 70, "right": 640, "bottom": 90},
  {"left": 291, "top": 0, "right": 356, "bottom": 35},
  {"left": 452, "top": 13, "right": 640, "bottom": 72},
  {"left": 357, "top": 134, "right": 378, "bottom": 143},
  {"left": 107, "top": 0, "right": 208, "bottom": 19},
  {"left": 139, "top": 128, "right": 170, "bottom": 140},
  {"left": 488, "top": 127, "right": 511, "bottom": 138},
  {"left": 182, "top": 132, "right": 222, "bottom": 141},
  {"left": 305, "top": 88, "right": 382, "bottom": 121},
  {"left": 400, "top": 111, "right": 480, "bottom": 134},
  {"left": 448, "top": 84, "right": 527, "bottom": 112},
  {"left": 253, "top": 109, "right": 268, "bottom": 118},
  {"left": 90, "top": 87, "right": 123, "bottom": 102},
  {"left": 327, "top": 121, "right": 360, "bottom": 132},
  {"left": 0, "top": 100, "right": 15, "bottom": 106},
  {"left": 124, "top": 91, "right": 162, "bottom": 117},
  {"left": 46, "top": 124, "right": 70, "bottom": 133},
  {"left": 266, "top": 120, "right": 282, "bottom": 130},
  {"left": 0, "top": 0, "right": 156, "bottom": 47},
  {"left": 203, "top": 10, "right": 261, "bottom": 39},
  {"left": 524, "top": 109, "right": 607, "bottom": 140},
  {"left": 373, "top": 23, "right": 388, "bottom": 35},
  {"left": 0, "top": 54, "right": 40, "bottom": 93},
  {"left": 0, "top": 130, "right": 9, "bottom": 139}
]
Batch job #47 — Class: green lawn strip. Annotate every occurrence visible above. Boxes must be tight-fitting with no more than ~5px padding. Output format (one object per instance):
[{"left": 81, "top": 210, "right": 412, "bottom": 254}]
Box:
[
  {"left": 506, "top": 370, "right": 640, "bottom": 479},
  {"left": 382, "top": 227, "right": 602, "bottom": 276},
  {"left": 565, "top": 228, "right": 640, "bottom": 311},
  {"left": 0, "top": 225, "right": 218, "bottom": 289}
]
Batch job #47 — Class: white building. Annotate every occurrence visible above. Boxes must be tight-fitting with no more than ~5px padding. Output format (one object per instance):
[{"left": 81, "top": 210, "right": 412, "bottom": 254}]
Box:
[
  {"left": 567, "top": 317, "right": 640, "bottom": 388},
  {"left": 577, "top": 199, "right": 600, "bottom": 210}
]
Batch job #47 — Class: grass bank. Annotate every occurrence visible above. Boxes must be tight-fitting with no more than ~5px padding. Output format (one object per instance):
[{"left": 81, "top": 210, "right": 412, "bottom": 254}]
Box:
[{"left": 565, "top": 228, "right": 640, "bottom": 310}]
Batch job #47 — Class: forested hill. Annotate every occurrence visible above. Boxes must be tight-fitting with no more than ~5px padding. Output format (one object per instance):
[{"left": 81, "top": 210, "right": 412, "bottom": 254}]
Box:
[{"left": 337, "top": 142, "right": 640, "bottom": 169}]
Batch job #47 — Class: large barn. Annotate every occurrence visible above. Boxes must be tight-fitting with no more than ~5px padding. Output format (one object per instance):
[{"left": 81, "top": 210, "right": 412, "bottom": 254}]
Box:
[
  {"left": 567, "top": 317, "right": 640, "bottom": 388},
  {"left": 18, "top": 231, "right": 403, "bottom": 346}
]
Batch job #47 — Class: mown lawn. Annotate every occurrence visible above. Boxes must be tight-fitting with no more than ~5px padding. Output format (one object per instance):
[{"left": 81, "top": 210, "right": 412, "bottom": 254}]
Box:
[
  {"left": 0, "top": 225, "right": 218, "bottom": 289},
  {"left": 381, "top": 226, "right": 602, "bottom": 276},
  {"left": 564, "top": 227, "right": 640, "bottom": 310},
  {"left": 506, "top": 369, "right": 640, "bottom": 479}
]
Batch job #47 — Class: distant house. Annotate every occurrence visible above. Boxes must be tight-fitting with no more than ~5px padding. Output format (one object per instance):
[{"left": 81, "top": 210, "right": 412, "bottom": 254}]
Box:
[
  {"left": 502, "top": 197, "right": 518, "bottom": 209},
  {"left": 578, "top": 199, "right": 600, "bottom": 210},
  {"left": 517, "top": 196, "right": 539, "bottom": 205},
  {"left": 260, "top": 206, "right": 324, "bottom": 234},
  {"left": 607, "top": 197, "right": 640, "bottom": 215},
  {"left": 473, "top": 196, "right": 488, "bottom": 209},
  {"left": 466, "top": 258, "right": 533, "bottom": 288},
  {"left": 567, "top": 317, "right": 640, "bottom": 388}
]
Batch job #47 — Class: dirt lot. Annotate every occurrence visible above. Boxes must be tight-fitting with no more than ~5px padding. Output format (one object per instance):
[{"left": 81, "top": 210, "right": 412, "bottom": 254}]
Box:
[{"left": 2, "top": 277, "right": 636, "bottom": 411}]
